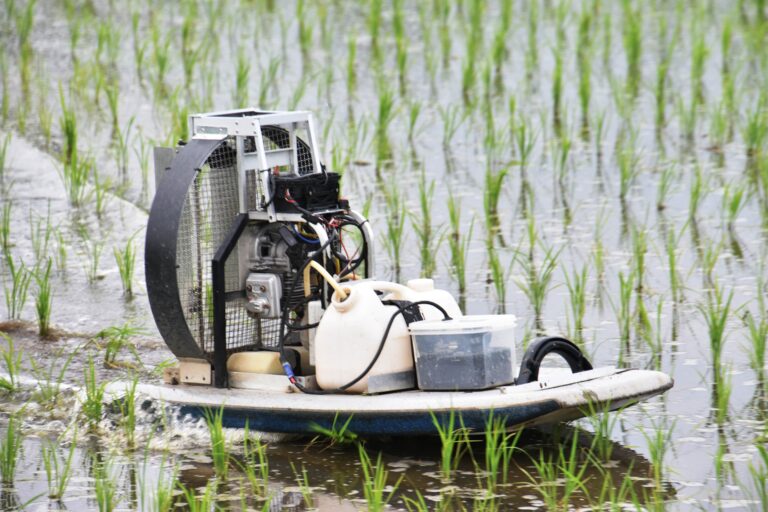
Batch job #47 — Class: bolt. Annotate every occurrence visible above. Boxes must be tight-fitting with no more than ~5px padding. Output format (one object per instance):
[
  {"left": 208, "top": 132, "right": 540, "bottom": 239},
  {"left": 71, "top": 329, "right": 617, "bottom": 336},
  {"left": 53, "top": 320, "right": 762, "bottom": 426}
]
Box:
[{"left": 259, "top": 285, "right": 267, "bottom": 292}]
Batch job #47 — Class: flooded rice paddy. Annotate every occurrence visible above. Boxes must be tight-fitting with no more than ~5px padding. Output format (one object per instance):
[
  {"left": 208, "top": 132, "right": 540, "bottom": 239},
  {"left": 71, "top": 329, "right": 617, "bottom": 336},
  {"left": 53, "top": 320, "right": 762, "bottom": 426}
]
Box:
[{"left": 1, "top": 0, "right": 768, "bottom": 509}]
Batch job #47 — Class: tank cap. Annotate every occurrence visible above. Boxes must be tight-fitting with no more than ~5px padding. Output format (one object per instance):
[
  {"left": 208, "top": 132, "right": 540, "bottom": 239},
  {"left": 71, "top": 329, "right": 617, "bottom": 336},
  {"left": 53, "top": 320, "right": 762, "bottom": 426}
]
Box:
[{"left": 407, "top": 278, "right": 434, "bottom": 292}]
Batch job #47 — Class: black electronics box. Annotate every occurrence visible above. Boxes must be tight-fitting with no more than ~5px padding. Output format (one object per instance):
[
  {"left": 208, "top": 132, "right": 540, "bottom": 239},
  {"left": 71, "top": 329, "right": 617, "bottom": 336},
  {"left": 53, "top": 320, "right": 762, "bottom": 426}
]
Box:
[{"left": 273, "top": 172, "right": 342, "bottom": 213}]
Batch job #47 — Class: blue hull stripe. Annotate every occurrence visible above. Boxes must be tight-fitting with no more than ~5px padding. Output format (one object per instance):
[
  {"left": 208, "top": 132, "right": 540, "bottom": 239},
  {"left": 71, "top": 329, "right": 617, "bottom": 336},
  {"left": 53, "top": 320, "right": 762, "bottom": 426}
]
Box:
[{"left": 179, "top": 400, "right": 561, "bottom": 435}]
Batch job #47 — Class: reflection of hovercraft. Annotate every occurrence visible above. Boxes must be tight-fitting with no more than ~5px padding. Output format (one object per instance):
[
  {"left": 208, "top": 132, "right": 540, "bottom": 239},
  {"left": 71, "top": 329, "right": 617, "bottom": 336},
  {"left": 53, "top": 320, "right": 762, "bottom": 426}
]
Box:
[{"left": 139, "top": 109, "right": 673, "bottom": 436}]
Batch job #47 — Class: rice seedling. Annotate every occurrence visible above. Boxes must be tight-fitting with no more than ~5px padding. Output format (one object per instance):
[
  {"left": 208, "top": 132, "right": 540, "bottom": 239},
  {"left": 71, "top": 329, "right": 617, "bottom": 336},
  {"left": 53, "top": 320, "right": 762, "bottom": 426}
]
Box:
[
  {"left": 410, "top": 170, "right": 441, "bottom": 278},
  {"left": 241, "top": 423, "right": 270, "bottom": 496},
  {"left": 655, "top": 165, "right": 675, "bottom": 211},
  {"left": 407, "top": 101, "right": 422, "bottom": 147},
  {"left": 309, "top": 412, "right": 358, "bottom": 446},
  {"left": 403, "top": 490, "right": 429, "bottom": 512},
  {"left": 139, "top": 456, "right": 177, "bottom": 512},
  {"left": 114, "top": 234, "right": 137, "bottom": 296},
  {"left": 742, "top": 97, "right": 767, "bottom": 159},
  {"left": 94, "top": 458, "right": 118, "bottom": 512},
  {"left": 439, "top": 105, "right": 465, "bottom": 151},
  {"left": 461, "top": 0, "right": 484, "bottom": 106},
  {"left": 345, "top": 33, "right": 357, "bottom": 100},
  {"left": 383, "top": 181, "right": 406, "bottom": 282},
  {"left": 523, "top": 433, "right": 588, "bottom": 511},
  {"left": 577, "top": 5, "right": 593, "bottom": 137},
  {"left": 375, "top": 86, "right": 396, "bottom": 165},
  {"left": 82, "top": 355, "right": 106, "bottom": 429},
  {"left": 654, "top": 31, "right": 676, "bottom": 135},
  {"left": 150, "top": 25, "right": 171, "bottom": 99},
  {"left": 16, "top": 0, "right": 36, "bottom": 106},
  {"left": 3, "top": 255, "right": 32, "bottom": 320},
  {"left": 0, "top": 56, "right": 9, "bottom": 123},
  {"left": 41, "top": 430, "right": 77, "bottom": 500},
  {"left": 525, "top": 0, "right": 539, "bottom": 80},
  {"left": 0, "top": 334, "right": 23, "bottom": 393},
  {"left": 617, "top": 142, "right": 639, "bottom": 203},
  {"left": 34, "top": 259, "right": 52, "bottom": 337},
  {"left": 358, "top": 444, "right": 403, "bottom": 511},
  {"left": 0, "top": 413, "right": 23, "bottom": 484},
  {"left": 488, "top": 246, "right": 509, "bottom": 314},
  {"left": 28, "top": 205, "right": 52, "bottom": 266},
  {"left": 30, "top": 349, "right": 74, "bottom": 406},
  {"left": 615, "top": 271, "right": 634, "bottom": 348},
  {"left": 118, "top": 377, "right": 138, "bottom": 449},
  {"left": 640, "top": 419, "right": 674, "bottom": 492},
  {"left": 700, "top": 285, "right": 733, "bottom": 389},
  {"left": 0, "top": 132, "right": 10, "bottom": 180},
  {"left": 180, "top": 481, "right": 216, "bottom": 512},
  {"left": 54, "top": 228, "right": 67, "bottom": 274},
  {"left": 392, "top": 0, "right": 408, "bottom": 95},
  {"left": 447, "top": 193, "right": 473, "bottom": 310},
  {"left": 748, "top": 444, "right": 768, "bottom": 508},
  {"left": 514, "top": 238, "right": 561, "bottom": 333},
  {"left": 58, "top": 86, "right": 77, "bottom": 167},
  {"left": 690, "top": 10, "right": 709, "bottom": 105},
  {"left": 233, "top": 47, "right": 250, "bottom": 108},
  {"left": 0, "top": 201, "right": 11, "bottom": 254},
  {"left": 564, "top": 265, "right": 588, "bottom": 343},
  {"left": 484, "top": 165, "right": 508, "bottom": 240},
  {"left": 744, "top": 289, "right": 768, "bottom": 385},
  {"left": 677, "top": 94, "right": 698, "bottom": 145},
  {"left": 622, "top": 0, "right": 642, "bottom": 99},
  {"left": 95, "top": 323, "right": 143, "bottom": 369},
  {"left": 490, "top": 0, "right": 511, "bottom": 90},
  {"left": 62, "top": 154, "right": 93, "bottom": 208},
  {"left": 552, "top": 46, "right": 564, "bottom": 135},
  {"left": 722, "top": 181, "right": 747, "bottom": 233},
  {"left": 430, "top": 410, "right": 467, "bottom": 482},
  {"left": 113, "top": 117, "right": 134, "bottom": 178},
  {"left": 77, "top": 226, "right": 104, "bottom": 283},
  {"left": 203, "top": 406, "right": 230, "bottom": 480},
  {"left": 666, "top": 224, "right": 685, "bottom": 304}
]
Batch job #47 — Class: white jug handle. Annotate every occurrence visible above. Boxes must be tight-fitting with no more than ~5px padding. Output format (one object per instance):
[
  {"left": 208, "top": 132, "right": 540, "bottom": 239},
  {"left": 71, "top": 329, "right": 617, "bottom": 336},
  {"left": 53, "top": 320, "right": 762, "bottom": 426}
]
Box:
[{"left": 350, "top": 280, "right": 411, "bottom": 299}]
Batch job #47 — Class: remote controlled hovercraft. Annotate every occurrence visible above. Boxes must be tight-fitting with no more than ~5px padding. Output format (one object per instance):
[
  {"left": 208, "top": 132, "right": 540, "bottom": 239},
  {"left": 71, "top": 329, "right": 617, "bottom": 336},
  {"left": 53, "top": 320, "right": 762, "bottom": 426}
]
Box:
[{"left": 141, "top": 109, "right": 672, "bottom": 435}]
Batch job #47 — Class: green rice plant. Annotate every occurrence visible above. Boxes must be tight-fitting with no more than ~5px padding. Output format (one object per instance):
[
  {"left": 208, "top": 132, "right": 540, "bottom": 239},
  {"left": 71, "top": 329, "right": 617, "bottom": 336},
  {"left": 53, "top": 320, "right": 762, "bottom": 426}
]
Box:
[
  {"left": 666, "top": 224, "right": 685, "bottom": 304},
  {"left": 525, "top": 0, "right": 539, "bottom": 79},
  {"left": 744, "top": 295, "right": 768, "bottom": 385},
  {"left": 461, "top": 0, "right": 484, "bottom": 106},
  {"left": 439, "top": 105, "right": 465, "bottom": 150},
  {"left": 654, "top": 32, "right": 676, "bottom": 134},
  {"left": 61, "top": 154, "right": 92, "bottom": 208},
  {"left": 0, "top": 56, "right": 9, "bottom": 123},
  {"left": 484, "top": 166, "right": 508, "bottom": 239},
  {"left": 552, "top": 47, "right": 563, "bottom": 134},
  {"left": 113, "top": 117, "right": 134, "bottom": 177},
  {"left": 403, "top": 490, "right": 429, "bottom": 512},
  {"left": 241, "top": 422, "right": 269, "bottom": 495},
  {"left": 359, "top": 444, "right": 403, "bottom": 511},
  {"left": 749, "top": 444, "right": 768, "bottom": 508},
  {"left": 722, "top": 181, "right": 747, "bottom": 232},
  {"left": 3, "top": 255, "right": 32, "bottom": 320},
  {"left": 257, "top": 58, "right": 279, "bottom": 109},
  {"left": 54, "top": 228, "right": 67, "bottom": 274},
  {"left": 82, "top": 355, "right": 106, "bottom": 429},
  {"left": 582, "top": 400, "right": 624, "bottom": 463},
  {"left": 655, "top": 165, "right": 676, "bottom": 211},
  {"left": 95, "top": 323, "right": 143, "bottom": 369},
  {"left": 640, "top": 419, "right": 674, "bottom": 491},
  {"left": 480, "top": 414, "right": 520, "bottom": 492},
  {"left": 690, "top": 13, "right": 709, "bottom": 105},
  {"left": 407, "top": 101, "right": 422, "bottom": 146},
  {"left": 676, "top": 94, "right": 698, "bottom": 144},
  {"left": 92, "top": 168, "right": 112, "bottom": 219},
  {"left": 631, "top": 227, "right": 648, "bottom": 294},
  {"left": 410, "top": 170, "right": 441, "bottom": 278},
  {"left": 622, "top": 0, "right": 642, "bottom": 99},
  {"left": 103, "top": 79, "right": 120, "bottom": 138},
  {"left": 180, "top": 481, "right": 215, "bottom": 512},
  {"left": 139, "top": 457, "right": 177, "bottom": 512},
  {"left": 700, "top": 285, "right": 733, "bottom": 388},
  {"left": 617, "top": 142, "right": 639, "bottom": 203},
  {"left": 713, "top": 363, "right": 732, "bottom": 425},
  {"left": 0, "top": 201, "right": 11, "bottom": 254},
  {"left": 203, "top": 406, "right": 230, "bottom": 480},
  {"left": 616, "top": 271, "right": 634, "bottom": 347},
  {"left": 345, "top": 33, "right": 357, "bottom": 99},
  {"left": 514, "top": 115, "right": 537, "bottom": 171},
  {"left": 58, "top": 86, "right": 77, "bottom": 167},
  {"left": 309, "top": 412, "right": 358, "bottom": 446},
  {"left": 375, "top": 86, "right": 396, "bottom": 164},
  {"left": 41, "top": 429, "right": 77, "bottom": 500},
  {"left": 37, "top": 92, "right": 53, "bottom": 149},
  {"left": 114, "top": 234, "right": 137, "bottom": 296},
  {"left": 16, "top": 0, "right": 35, "bottom": 105},
  {"left": 77, "top": 226, "right": 104, "bottom": 283},
  {"left": 488, "top": 245, "right": 509, "bottom": 314},
  {"left": 118, "top": 377, "right": 138, "bottom": 449},
  {"left": 383, "top": 181, "right": 406, "bottom": 282},
  {"left": 688, "top": 165, "right": 705, "bottom": 224},
  {"left": 430, "top": 410, "right": 468, "bottom": 482},
  {"left": 34, "top": 259, "right": 52, "bottom": 337},
  {"left": 0, "top": 333, "right": 23, "bottom": 392},
  {"left": 523, "top": 433, "right": 588, "bottom": 511},
  {"left": 514, "top": 239, "right": 561, "bottom": 333},
  {"left": 30, "top": 349, "right": 74, "bottom": 406},
  {"left": 0, "top": 413, "right": 23, "bottom": 484},
  {"left": 564, "top": 265, "right": 588, "bottom": 343},
  {"left": 392, "top": 0, "right": 407, "bottom": 95},
  {"left": 94, "top": 459, "right": 117, "bottom": 512},
  {"left": 233, "top": 47, "right": 250, "bottom": 108},
  {"left": 0, "top": 132, "right": 10, "bottom": 180},
  {"left": 447, "top": 194, "right": 473, "bottom": 310},
  {"left": 367, "top": 0, "right": 383, "bottom": 62},
  {"left": 150, "top": 26, "right": 171, "bottom": 99},
  {"left": 577, "top": 5, "right": 593, "bottom": 137},
  {"left": 29, "top": 206, "right": 52, "bottom": 266}
]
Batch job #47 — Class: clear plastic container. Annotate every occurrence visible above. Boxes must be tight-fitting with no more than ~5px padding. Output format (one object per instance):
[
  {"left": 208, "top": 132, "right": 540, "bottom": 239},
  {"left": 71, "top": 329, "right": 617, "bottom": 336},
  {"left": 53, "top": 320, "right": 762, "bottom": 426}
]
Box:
[{"left": 408, "top": 315, "right": 517, "bottom": 391}]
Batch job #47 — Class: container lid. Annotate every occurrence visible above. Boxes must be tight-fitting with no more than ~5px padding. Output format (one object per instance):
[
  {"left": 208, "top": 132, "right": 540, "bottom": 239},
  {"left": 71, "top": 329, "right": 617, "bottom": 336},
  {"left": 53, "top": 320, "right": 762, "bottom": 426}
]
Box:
[{"left": 408, "top": 314, "right": 516, "bottom": 335}]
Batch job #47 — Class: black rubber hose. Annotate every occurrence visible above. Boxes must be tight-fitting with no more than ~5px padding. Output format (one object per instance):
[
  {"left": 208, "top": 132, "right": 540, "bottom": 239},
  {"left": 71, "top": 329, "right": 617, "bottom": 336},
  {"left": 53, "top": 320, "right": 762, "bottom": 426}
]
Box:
[{"left": 515, "top": 336, "right": 593, "bottom": 385}]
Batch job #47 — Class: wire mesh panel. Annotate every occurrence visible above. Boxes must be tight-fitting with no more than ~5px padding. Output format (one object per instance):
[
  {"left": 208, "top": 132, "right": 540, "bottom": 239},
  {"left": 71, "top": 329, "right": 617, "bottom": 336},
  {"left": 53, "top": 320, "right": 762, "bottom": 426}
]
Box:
[
  {"left": 261, "top": 125, "right": 315, "bottom": 175},
  {"left": 175, "top": 138, "right": 262, "bottom": 357}
]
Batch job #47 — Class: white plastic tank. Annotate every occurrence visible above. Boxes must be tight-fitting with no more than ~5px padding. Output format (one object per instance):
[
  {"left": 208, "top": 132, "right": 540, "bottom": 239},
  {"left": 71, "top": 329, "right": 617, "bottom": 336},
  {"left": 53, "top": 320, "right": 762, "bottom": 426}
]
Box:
[{"left": 314, "top": 280, "right": 462, "bottom": 393}]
